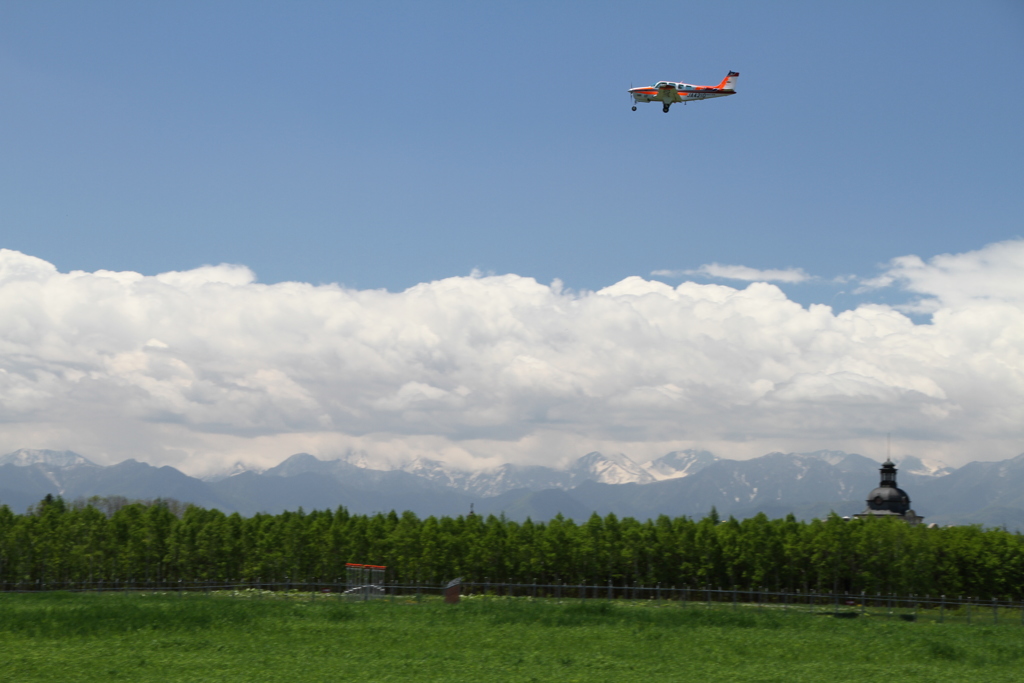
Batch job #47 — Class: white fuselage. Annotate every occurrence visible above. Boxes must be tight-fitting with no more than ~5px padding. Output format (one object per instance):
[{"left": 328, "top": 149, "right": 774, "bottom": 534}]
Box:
[{"left": 629, "top": 81, "right": 735, "bottom": 104}]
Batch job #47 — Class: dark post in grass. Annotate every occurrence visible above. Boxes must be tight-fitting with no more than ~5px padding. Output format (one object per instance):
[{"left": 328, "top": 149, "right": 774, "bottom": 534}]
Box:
[{"left": 444, "top": 577, "right": 462, "bottom": 604}]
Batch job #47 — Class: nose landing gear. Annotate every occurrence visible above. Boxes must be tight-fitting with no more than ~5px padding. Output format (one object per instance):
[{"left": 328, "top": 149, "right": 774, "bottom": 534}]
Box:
[{"left": 631, "top": 105, "right": 637, "bottom": 111}]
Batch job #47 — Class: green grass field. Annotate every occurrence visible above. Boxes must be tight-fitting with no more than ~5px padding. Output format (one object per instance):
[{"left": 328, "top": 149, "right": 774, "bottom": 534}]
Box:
[{"left": 1, "top": 591, "right": 1022, "bottom": 682}]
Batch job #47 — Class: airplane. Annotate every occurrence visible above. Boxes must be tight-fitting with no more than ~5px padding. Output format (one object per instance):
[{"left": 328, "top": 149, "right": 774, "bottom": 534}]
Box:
[{"left": 629, "top": 71, "right": 739, "bottom": 113}]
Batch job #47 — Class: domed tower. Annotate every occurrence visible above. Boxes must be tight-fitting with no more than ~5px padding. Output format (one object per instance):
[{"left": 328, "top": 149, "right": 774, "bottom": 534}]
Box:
[{"left": 854, "top": 459, "right": 923, "bottom": 525}]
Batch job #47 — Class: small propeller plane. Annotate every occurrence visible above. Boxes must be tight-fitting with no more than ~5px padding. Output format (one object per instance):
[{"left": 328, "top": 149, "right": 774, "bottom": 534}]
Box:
[{"left": 629, "top": 71, "right": 739, "bottom": 113}]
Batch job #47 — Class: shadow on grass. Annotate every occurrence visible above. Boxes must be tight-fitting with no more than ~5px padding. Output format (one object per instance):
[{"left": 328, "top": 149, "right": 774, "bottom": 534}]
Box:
[{"left": 446, "top": 598, "right": 786, "bottom": 630}]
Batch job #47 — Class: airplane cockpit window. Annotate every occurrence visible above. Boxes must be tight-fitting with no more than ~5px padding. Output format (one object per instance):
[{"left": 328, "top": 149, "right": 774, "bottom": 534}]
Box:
[{"left": 656, "top": 81, "right": 668, "bottom": 88}]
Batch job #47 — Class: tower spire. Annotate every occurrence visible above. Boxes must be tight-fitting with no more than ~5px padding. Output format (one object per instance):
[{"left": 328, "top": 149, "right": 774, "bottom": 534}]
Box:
[{"left": 854, "top": 432, "right": 923, "bottom": 525}]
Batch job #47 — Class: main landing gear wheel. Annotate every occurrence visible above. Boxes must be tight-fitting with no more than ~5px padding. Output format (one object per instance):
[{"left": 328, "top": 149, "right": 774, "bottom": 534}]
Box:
[
  {"left": 662, "top": 103, "right": 670, "bottom": 113},
  {"left": 631, "top": 105, "right": 636, "bottom": 111}
]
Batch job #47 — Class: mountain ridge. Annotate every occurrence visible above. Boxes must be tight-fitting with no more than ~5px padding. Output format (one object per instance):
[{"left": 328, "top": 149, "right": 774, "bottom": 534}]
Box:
[{"left": 2, "top": 447, "right": 1018, "bottom": 528}]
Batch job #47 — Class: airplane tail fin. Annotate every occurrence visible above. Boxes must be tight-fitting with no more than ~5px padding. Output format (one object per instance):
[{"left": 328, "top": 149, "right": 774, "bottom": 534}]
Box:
[{"left": 716, "top": 71, "right": 739, "bottom": 90}]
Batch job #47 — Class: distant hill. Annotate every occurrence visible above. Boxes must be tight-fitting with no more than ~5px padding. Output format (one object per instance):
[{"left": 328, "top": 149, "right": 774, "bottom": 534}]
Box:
[{"left": 2, "top": 446, "right": 1021, "bottom": 529}]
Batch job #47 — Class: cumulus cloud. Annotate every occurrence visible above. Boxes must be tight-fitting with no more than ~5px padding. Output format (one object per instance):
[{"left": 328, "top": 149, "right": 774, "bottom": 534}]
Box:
[
  {"left": 861, "top": 239, "right": 1024, "bottom": 312},
  {"left": 654, "top": 263, "right": 812, "bottom": 283},
  {"left": 1, "top": 245, "right": 1023, "bottom": 473}
]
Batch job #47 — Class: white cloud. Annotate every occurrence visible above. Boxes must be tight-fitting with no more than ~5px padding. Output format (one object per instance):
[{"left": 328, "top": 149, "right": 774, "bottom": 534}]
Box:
[
  {"left": 1, "top": 246, "right": 1023, "bottom": 473},
  {"left": 654, "top": 263, "right": 812, "bottom": 283},
  {"left": 862, "top": 239, "right": 1024, "bottom": 312}
]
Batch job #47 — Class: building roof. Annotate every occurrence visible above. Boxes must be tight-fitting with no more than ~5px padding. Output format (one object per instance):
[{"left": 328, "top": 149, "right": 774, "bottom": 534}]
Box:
[{"left": 858, "top": 458, "right": 919, "bottom": 521}]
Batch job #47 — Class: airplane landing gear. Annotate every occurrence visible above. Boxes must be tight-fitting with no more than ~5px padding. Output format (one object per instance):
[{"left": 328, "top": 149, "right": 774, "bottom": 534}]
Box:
[
  {"left": 631, "top": 105, "right": 636, "bottom": 111},
  {"left": 662, "top": 103, "right": 670, "bottom": 113}
]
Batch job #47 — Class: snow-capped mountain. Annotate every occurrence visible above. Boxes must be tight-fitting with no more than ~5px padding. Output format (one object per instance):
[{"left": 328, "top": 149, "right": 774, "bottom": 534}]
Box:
[
  {"left": 642, "top": 449, "right": 718, "bottom": 480},
  {"left": 398, "top": 458, "right": 576, "bottom": 497},
  {"left": 460, "top": 463, "right": 574, "bottom": 497},
  {"left": 202, "top": 460, "right": 267, "bottom": 482},
  {"left": 0, "top": 449, "right": 97, "bottom": 469},
  {"left": 250, "top": 449, "right": 945, "bottom": 498},
  {"left": 254, "top": 450, "right": 662, "bottom": 495},
  {"left": 339, "top": 449, "right": 378, "bottom": 470},
  {"left": 401, "top": 457, "right": 464, "bottom": 488},
  {"left": 0, "top": 449, "right": 221, "bottom": 510},
  {"left": 12, "top": 445, "right": 1024, "bottom": 529},
  {"left": 895, "top": 455, "right": 954, "bottom": 477},
  {"left": 796, "top": 450, "right": 856, "bottom": 467},
  {"left": 568, "top": 452, "right": 655, "bottom": 485},
  {"left": 0, "top": 449, "right": 99, "bottom": 494}
]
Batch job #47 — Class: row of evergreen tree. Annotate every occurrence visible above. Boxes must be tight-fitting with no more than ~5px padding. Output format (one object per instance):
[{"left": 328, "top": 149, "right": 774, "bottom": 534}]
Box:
[{"left": 1, "top": 495, "right": 1022, "bottom": 599}]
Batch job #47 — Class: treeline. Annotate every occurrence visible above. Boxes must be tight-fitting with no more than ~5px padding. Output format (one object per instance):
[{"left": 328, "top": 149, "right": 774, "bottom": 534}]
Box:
[{"left": 1, "top": 495, "right": 1023, "bottom": 599}]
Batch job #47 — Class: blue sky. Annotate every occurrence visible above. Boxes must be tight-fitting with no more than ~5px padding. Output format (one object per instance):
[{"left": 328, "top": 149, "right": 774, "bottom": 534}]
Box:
[
  {"left": 3, "top": 1, "right": 1021, "bottom": 302},
  {"left": 1, "top": 2, "right": 1024, "bottom": 473}
]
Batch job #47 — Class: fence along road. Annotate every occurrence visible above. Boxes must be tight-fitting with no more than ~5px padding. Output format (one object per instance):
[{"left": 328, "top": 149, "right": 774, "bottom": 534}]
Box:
[{"left": 3, "top": 579, "right": 1023, "bottom": 627}]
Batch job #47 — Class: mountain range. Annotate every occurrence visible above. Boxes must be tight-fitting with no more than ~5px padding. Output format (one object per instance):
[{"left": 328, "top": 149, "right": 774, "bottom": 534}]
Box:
[{"left": 2, "top": 447, "right": 1023, "bottom": 529}]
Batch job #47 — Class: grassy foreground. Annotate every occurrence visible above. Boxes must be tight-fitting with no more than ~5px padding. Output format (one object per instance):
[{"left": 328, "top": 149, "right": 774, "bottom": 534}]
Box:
[{"left": 1, "top": 592, "right": 1022, "bottom": 682}]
